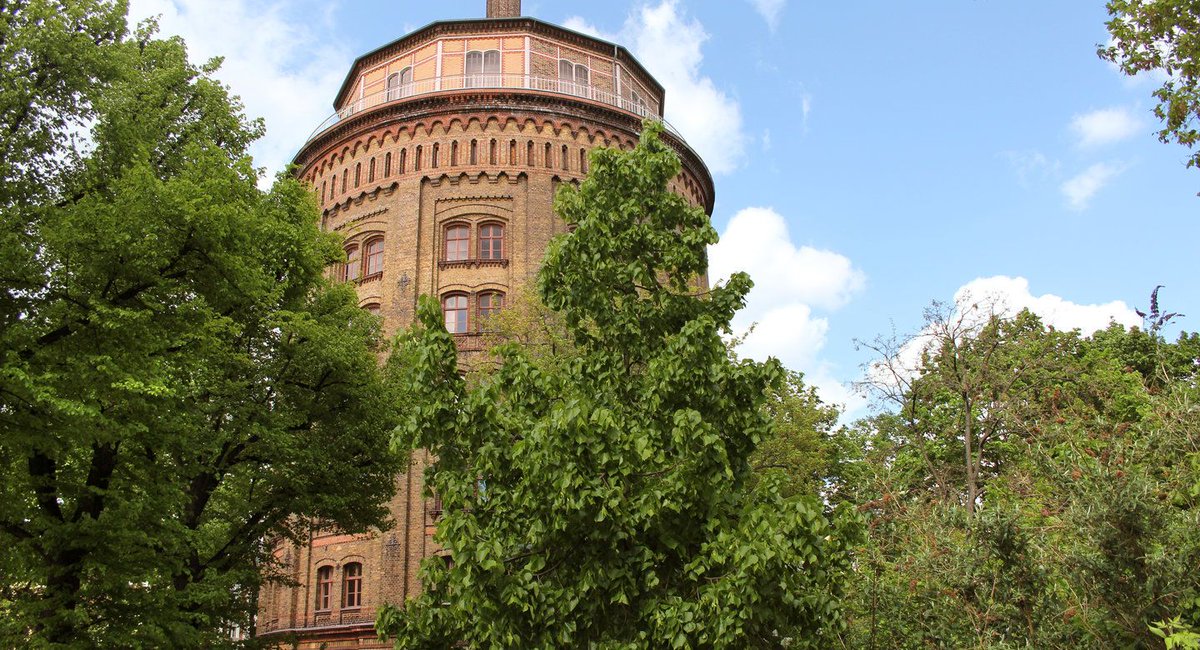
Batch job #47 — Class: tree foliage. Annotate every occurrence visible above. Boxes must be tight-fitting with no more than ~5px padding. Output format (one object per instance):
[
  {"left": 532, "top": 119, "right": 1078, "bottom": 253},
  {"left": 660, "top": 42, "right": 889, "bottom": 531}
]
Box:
[
  {"left": 377, "top": 124, "right": 860, "bottom": 649},
  {"left": 0, "top": 2, "right": 403, "bottom": 646},
  {"left": 842, "top": 294, "right": 1200, "bottom": 648},
  {"left": 1102, "top": 0, "right": 1200, "bottom": 170}
]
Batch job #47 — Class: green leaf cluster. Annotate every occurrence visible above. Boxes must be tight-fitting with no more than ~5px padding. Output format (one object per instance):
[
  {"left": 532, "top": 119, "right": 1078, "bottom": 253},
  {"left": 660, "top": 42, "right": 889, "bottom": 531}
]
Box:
[
  {"left": 0, "top": 2, "right": 403, "bottom": 646},
  {"left": 378, "top": 123, "right": 860, "bottom": 649}
]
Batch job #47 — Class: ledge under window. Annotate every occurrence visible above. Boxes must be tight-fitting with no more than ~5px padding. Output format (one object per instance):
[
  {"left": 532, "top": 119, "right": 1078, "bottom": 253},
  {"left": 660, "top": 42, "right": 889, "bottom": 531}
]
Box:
[{"left": 438, "top": 258, "right": 509, "bottom": 270}]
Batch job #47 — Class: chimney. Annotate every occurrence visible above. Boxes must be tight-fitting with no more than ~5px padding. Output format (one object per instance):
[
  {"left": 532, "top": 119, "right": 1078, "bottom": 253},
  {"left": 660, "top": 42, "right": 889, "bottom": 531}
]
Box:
[{"left": 486, "top": 0, "right": 520, "bottom": 18}]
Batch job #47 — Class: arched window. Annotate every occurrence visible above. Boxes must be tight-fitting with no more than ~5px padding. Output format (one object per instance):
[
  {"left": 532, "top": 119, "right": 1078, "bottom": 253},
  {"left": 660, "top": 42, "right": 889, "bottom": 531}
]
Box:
[
  {"left": 414, "top": 145, "right": 422, "bottom": 171},
  {"left": 329, "top": 175, "right": 336, "bottom": 199},
  {"left": 478, "top": 292, "right": 504, "bottom": 330},
  {"left": 580, "top": 148, "right": 587, "bottom": 173},
  {"left": 451, "top": 141, "right": 459, "bottom": 166},
  {"left": 342, "top": 169, "right": 348, "bottom": 192},
  {"left": 387, "top": 67, "right": 412, "bottom": 100},
  {"left": 343, "top": 245, "right": 361, "bottom": 282},
  {"left": 445, "top": 224, "right": 469, "bottom": 261},
  {"left": 384, "top": 152, "right": 392, "bottom": 177},
  {"left": 431, "top": 143, "right": 439, "bottom": 168},
  {"left": 465, "top": 49, "right": 500, "bottom": 87},
  {"left": 562, "top": 145, "right": 569, "bottom": 171},
  {"left": 489, "top": 139, "right": 497, "bottom": 165},
  {"left": 527, "top": 141, "right": 534, "bottom": 166},
  {"left": 399, "top": 148, "right": 407, "bottom": 174},
  {"left": 470, "top": 140, "right": 478, "bottom": 165},
  {"left": 320, "top": 180, "right": 326, "bottom": 201},
  {"left": 509, "top": 139, "right": 517, "bottom": 165},
  {"left": 364, "top": 238, "right": 384, "bottom": 277},
  {"left": 544, "top": 142, "right": 552, "bottom": 169},
  {"left": 315, "top": 566, "right": 334, "bottom": 611},
  {"left": 368, "top": 158, "right": 376, "bottom": 183},
  {"left": 355, "top": 162, "right": 361, "bottom": 187},
  {"left": 443, "top": 294, "right": 469, "bottom": 334},
  {"left": 479, "top": 223, "right": 503, "bottom": 260},
  {"left": 363, "top": 303, "right": 381, "bottom": 316},
  {"left": 343, "top": 563, "right": 363, "bottom": 609},
  {"left": 558, "top": 59, "right": 589, "bottom": 96}
]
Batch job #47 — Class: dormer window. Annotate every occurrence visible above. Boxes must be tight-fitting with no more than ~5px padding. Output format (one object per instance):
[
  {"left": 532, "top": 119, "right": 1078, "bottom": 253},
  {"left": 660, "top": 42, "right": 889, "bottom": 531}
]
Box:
[
  {"left": 465, "top": 50, "right": 500, "bottom": 87},
  {"left": 559, "top": 60, "right": 589, "bottom": 97}
]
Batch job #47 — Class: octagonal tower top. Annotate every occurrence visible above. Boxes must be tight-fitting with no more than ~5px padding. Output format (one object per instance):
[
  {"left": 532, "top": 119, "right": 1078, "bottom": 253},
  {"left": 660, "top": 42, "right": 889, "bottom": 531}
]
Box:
[{"left": 487, "top": 0, "right": 521, "bottom": 18}]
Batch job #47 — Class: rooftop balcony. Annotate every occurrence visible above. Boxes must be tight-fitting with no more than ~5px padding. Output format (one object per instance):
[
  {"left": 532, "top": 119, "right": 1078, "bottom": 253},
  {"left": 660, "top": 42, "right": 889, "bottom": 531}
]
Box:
[{"left": 305, "top": 73, "right": 684, "bottom": 145}]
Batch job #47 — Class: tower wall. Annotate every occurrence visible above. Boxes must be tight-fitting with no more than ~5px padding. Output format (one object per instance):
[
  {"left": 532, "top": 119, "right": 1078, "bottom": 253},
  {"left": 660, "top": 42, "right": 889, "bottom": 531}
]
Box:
[{"left": 255, "top": 12, "right": 713, "bottom": 649}]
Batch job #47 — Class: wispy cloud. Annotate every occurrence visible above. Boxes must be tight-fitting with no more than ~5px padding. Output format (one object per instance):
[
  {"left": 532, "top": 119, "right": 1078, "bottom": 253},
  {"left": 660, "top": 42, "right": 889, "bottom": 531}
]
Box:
[
  {"left": 1070, "top": 106, "right": 1143, "bottom": 148},
  {"left": 1061, "top": 162, "right": 1125, "bottom": 210},
  {"left": 746, "top": 0, "right": 786, "bottom": 31},
  {"left": 1001, "top": 150, "right": 1060, "bottom": 186},
  {"left": 567, "top": 1, "right": 748, "bottom": 175}
]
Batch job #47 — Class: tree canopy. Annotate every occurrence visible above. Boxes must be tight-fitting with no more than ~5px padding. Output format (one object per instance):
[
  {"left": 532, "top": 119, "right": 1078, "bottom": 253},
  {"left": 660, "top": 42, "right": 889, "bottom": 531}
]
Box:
[
  {"left": 376, "top": 123, "right": 860, "bottom": 649},
  {"left": 0, "top": 2, "right": 403, "bottom": 646}
]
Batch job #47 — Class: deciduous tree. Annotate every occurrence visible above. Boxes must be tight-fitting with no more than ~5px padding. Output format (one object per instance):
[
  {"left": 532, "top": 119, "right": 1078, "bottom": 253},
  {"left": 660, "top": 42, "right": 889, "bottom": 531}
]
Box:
[{"left": 377, "top": 124, "right": 860, "bottom": 649}]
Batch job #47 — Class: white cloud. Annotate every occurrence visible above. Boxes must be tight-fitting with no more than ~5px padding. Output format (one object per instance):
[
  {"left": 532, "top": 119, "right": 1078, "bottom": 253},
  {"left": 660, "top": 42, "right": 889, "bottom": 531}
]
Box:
[
  {"left": 1061, "top": 162, "right": 1125, "bottom": 210},
  {"left": 861, "top": 276, "right": 1140, "bottom": 404},
  {"left": 951, "top": 276, "right": 1140, "bottom": 334},
  {"left": 569, "top": 1, "right": 747, "bottom": 174},
  {"left": 127, "top": 0, "right": 352, "bottom": 181},
  {"left": 710, "top": 207, "right": 865, "bottom": 394},
  {"left": 1070, "top": 106, "right": 1143, "bottom": 148},
  {"left": 746, "top": 0, "right": 786, "bottom": 30}
]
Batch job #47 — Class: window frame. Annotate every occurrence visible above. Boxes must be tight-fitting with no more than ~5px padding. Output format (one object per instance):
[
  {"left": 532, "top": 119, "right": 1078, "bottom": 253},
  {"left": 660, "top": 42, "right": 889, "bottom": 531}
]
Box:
[
  {"left": 315, "top": 565, "right": 334, "bottom": 612},
  {"left": 444, "top": 224, "right": 470, "bottom": 262},
  {"left": 343, "top": 245, "right": 361, "bottom": 282},
  {"left": 478, "top": 292, "right": 505, "bottom": 331},
  {"left": 342, "top": 563, "right": 363, "bottom": 609},
  {"left": 478, "top": 223, "right": 504, "bottom": 260},
  {"left": 442, "top": 293, "right": 469, "bottom": 334},
  {"left": 465, "top": 49, "right": 500, "bottom": 87},
  {"left": 364, "top": 237, "right": 384, "bottom": 278}
]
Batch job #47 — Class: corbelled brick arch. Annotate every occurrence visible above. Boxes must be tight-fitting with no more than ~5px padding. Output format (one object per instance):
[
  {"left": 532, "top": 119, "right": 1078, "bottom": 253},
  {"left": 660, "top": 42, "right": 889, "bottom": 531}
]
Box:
[{"left": 255, "top": 1, "right": 712, "bottom": 647}]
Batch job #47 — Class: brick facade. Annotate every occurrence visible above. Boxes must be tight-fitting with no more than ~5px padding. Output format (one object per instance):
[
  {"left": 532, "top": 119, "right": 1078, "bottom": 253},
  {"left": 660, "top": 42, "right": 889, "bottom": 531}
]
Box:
[{"left": 255, "top": 6, "right": 712, "bottom": 648}]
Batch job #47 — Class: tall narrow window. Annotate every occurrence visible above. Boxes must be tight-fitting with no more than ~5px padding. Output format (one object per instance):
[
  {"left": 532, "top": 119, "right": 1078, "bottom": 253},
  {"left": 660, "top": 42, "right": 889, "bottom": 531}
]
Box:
[
  {"left": 320, "top": 181, "right": 326, "bottom": 201},
  {"left": 399, "top": 148, "right": 407, "bottom": 174},
  {"left": 315, "top": 566, "right": 333, "bottom": 611},
  {"left": 443, "top": 294, "right": 469, "bottom": 334},
  {"left": 580, "top": 148, "right": 587, "bottom": 173},
  {"left": 489, "top": 139, "right": 497, "bottom": 165},
  {"left": 388, "top": 67, "right": 412, "bottom": 100},
  {"left": 470, "top": 140, "right": 478, "bottom": 165},
  {"left": 384, "top": 152, "right": 392, "bottom": 177},
  {"left": 355, "top": 163, "right": 361, "bottom": 187},
  {"left": 387, "top": 73, "right": 400, "bottom": 101},
  {"left": 342, "top": 169, "right": 348, "bottom": 192},
  {"left": 368, "top": 158, "right": 376, "bottom": 182},
  {"left": 451, "top": 141, "right": 459, "bottom": 166},
  {"left": 478, "top": 292, "right": 504, "bottom": 331},
  {"left": 544, "top": 142, "right": 552, "bottom": 169},
  {"left": 343, "top": 563, "right": 363, "bottom": 609},
  {"left": 343, "top": 245, "right": 361, "bottom": 282},
  {"left": 330, "top": 175, "right": 336, "bottom": 199},
  {"left": 509, "top": 139, "right": 517, "bottom": 165},
  {"left": 431, "top": 143, "right": 439, "bottom": 168},
  {"left": 527, "top": 141, "right": 534, "bottom": 166},
  {"left": 479, "top": 223, "right": 504, "bottom": 260},
  {"left": 562, "top": 145, "right": 569, "bottom": 171},
  {"left": 465, "top": 50, "right": 500, "bottom": 87},
  {"left": 445, "top": 225, "right": 469, "bottom": 261},
  {"left": 365, "top": 238, "right": 384, "bottom": 277},
  {"left": 414, "top": 146, "right": 422, "bottom": 171}
]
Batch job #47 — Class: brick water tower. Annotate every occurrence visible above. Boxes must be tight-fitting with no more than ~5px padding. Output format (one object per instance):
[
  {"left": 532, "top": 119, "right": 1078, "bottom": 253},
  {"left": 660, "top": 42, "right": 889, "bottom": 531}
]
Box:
[{"left": 255, "top": 2, "right": 712, "bottom": 646}]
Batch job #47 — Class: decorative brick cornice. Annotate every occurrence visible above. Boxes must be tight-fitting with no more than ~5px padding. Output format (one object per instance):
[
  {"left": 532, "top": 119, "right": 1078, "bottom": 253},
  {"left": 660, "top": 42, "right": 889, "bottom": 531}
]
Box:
[{"left": 438, "top": 258, "right": 510, "bottom": 270}]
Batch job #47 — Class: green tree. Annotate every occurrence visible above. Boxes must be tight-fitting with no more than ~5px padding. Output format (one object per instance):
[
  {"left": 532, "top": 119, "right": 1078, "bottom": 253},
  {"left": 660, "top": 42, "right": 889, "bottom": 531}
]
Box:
[
  {"left": 0, "top": 2, "right": 403, "bottom": 646},
  {"left": 377, "top": 124, "right": 860, "bottom": 649},
  {"left": 1102, "top": 0, "right": 1200, "bottom": 169}
]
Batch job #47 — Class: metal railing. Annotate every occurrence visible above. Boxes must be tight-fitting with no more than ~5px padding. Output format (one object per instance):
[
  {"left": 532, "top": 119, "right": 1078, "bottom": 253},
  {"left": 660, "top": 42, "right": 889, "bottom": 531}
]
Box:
[{"left": 305, "top": 74, "right": 676, "bottom": 143}]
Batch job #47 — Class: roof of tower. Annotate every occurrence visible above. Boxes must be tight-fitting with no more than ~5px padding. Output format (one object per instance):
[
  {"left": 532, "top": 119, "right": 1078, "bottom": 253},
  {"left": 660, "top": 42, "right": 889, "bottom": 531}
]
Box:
[{"left": 331, "top": 17, "right": 665, "bottom": 113}]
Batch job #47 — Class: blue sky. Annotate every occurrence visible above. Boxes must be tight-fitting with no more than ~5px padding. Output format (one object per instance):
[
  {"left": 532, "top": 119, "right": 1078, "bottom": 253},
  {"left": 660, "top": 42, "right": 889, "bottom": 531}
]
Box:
[{"left": 128, "top": 0, "right": 1200, "bottom": 413}]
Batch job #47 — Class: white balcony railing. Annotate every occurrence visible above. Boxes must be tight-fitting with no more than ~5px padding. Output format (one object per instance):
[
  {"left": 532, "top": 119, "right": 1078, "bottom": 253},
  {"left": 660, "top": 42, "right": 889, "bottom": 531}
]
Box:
[{"left": 305, "top": 74, "right": 677, "bottom": 144}]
